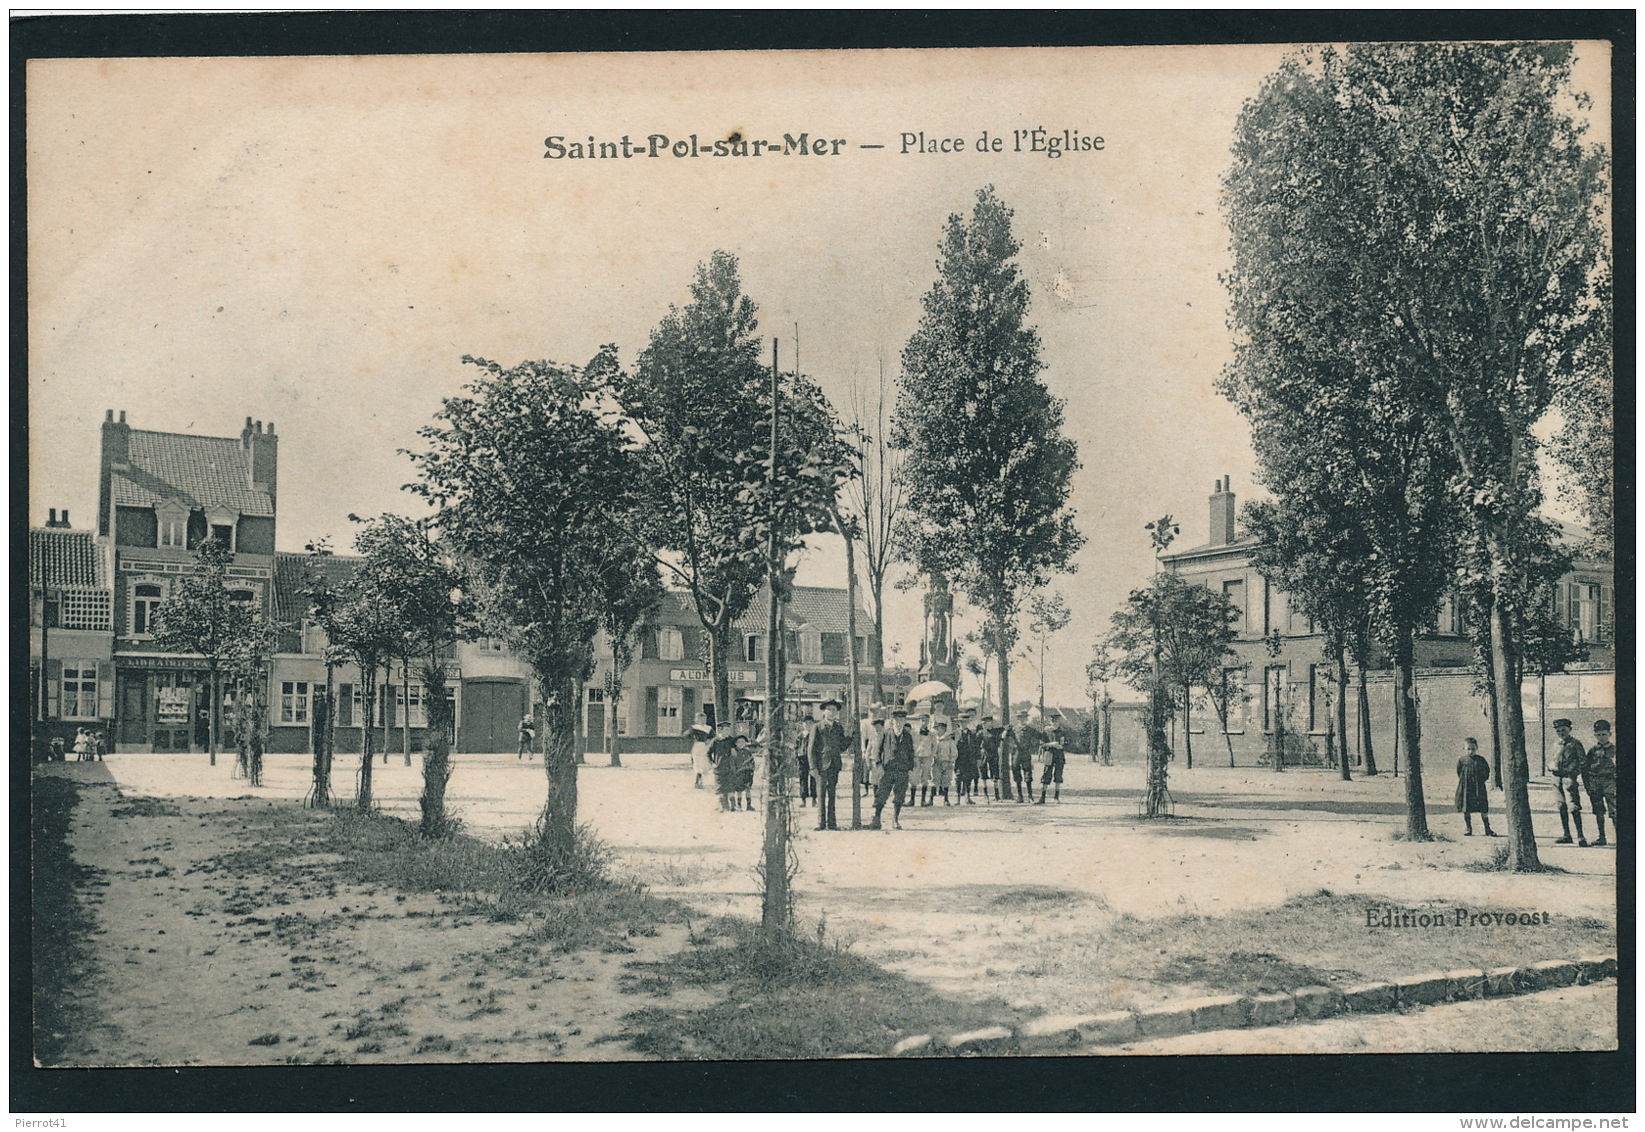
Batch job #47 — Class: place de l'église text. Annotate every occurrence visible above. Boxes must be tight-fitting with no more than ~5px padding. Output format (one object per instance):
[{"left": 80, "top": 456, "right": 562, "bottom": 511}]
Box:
[{"left": 544, "top": 128, "right": 1104, "bottom": 162}]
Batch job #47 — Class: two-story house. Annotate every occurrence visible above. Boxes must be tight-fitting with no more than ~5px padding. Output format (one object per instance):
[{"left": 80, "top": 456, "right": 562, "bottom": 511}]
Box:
[
  {"left": 101, "top": 411, "right": 278, "bottom": 753},
  {"left": 1160, "top": 478, "right": 1615, "bottom": 771},
  {"left": 29, "top": 509, "right": 115, "bottom": 754}
]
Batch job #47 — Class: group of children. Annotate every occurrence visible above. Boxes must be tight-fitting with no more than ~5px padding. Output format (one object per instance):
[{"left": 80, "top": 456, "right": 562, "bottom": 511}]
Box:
[{"left": 685, "top": 700, "right": 1071, "bottom": 831}]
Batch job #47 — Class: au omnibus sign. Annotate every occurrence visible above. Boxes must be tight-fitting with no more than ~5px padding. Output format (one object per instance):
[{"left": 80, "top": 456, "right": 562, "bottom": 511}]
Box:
[{"left": 669, "top": 668, "right": 758, "bottom": 684}]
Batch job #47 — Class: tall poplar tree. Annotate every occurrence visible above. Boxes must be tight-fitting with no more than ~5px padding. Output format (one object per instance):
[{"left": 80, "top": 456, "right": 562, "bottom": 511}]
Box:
[
  {"left": 893, "top": 187, "right": 1084, "bottom": 798},
  {"left": 1221, "top": 43, "right": 1608, "bottom": 863}
]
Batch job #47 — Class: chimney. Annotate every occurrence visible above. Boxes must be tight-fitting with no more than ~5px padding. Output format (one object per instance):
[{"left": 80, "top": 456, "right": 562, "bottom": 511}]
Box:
[
  {"left": 1209, "top": 476, "right": 1236, "bottom": 546},
  {"left": 99, "top": 410, "right": 132, "bottom": 537},
  {"left": 47, "top": 508, "right": 57, "bottom": 527},
  {"left": 62, "top": 509, "right": 70, "bottom": 528},
  {"left": 245, "top": 413, "right": 279, "bottom": 504}
]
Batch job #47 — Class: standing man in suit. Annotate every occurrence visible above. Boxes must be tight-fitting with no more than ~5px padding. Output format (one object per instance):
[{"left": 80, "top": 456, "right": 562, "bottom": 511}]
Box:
[
  {"left": 871, "top": 708, "right": 916, "bottom": 830},
  {"left": 810, "top": 699, "right": 850, "bottom": 831}
]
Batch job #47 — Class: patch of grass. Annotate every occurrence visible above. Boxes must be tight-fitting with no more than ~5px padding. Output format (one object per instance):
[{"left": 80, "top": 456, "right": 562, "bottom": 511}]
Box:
[
  {"left": 32, "top": 774, "right": 102, "bottom": 1067},
  {"left": 989, "top": 886, "right": 1085, "bottom": 908},
  {"left": 247, "top": 1033, "right": 282, "bottom": 1047},
  {"left": 1011, "top": 888, "right": 1614, "bottom": 1013},
  {"left": 614, "top": 920, "right": 1020, "bottom": 1060},
  {"left": 415, "top": 1035, "right": 456, "bottom": 1054},
  {"left": 108, "top": 796, "right": 183, "bottom": 819},
  {"left": 1463, "top": 841, "right": 1570, "bottom": 874}
]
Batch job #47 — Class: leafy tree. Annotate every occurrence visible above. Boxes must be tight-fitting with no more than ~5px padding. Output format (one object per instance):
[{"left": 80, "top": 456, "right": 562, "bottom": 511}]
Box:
[
  {"left": 618, "top": 253, "right": 775, "bottom": 726},
  {"left": 150, "top": 537, "right": 265, "bottom": 767},
  {"left": 1548, "top": 299, "right": 1614, "bottom": 558},
  {"left": 1222, "top": 43, "right": 1608, "bottom": 863},
  {"left": 299, "top": 539, "right": 354, "bottom": 807},
  {"left": 594, "top": 543, "right": 665, "bottom": 770},
  {"left": 1108, "top": 568, "right": 1239, "bottom": 780},
  {"left": 411, "top": 353, "right": 658, "bottom": 870},
  {"left": 351, "top": 514, "right": 472, "bottom": 837},
  {"left": 326, "top": 563, "right": 402, "bottom": 812},
  {"left": 892, "top": 186, "right": 1085, "bottom": 799},
  {"left": 1084, "top": 646, "right": 1118, "bottom": 765},
  {"left": 1222, "top": 51, "right": 1471, "bottom": 840},
  {"left": 1026, "top": 591, "right": 1071, "bottom": 721}
]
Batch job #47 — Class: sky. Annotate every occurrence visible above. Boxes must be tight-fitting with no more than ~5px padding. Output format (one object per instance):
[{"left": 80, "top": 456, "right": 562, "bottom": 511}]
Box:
[{"left": 26, "top": 43, "right": 1609, "bottom": 705}]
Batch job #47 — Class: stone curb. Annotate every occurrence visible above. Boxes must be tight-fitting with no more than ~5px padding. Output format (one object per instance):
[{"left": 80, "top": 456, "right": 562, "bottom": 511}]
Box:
[{"left": 889, "top": 955, "right": 1617, "bottom": 1056}]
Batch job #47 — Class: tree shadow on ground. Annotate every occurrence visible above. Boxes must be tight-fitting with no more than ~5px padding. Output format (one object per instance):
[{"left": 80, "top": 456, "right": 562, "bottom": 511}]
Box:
[{"left": 1072, "top": 787, "right": 1407, "bottom": 816}]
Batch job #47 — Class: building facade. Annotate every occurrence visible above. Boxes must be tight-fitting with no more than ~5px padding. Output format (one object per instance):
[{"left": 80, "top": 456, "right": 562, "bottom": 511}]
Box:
[
  {"left": 1158, "top": 478, "right": 1615, "bottom": 770},
  {"left": 29, "top": 511, "right": 116, "bottom": 754}
]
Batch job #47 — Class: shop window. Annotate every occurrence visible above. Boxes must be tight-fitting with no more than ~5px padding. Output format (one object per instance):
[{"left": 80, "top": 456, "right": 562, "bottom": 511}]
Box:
[
  {"left": 281, "top": 681, "right": 311, "bottom": 725},
  {"left": 658, "top": 685, "right": 683, "bottom": 737},
  {"left": 131, "top": 581, "right": 166, "bottom": 636},
  {"left": 60, "top": 661, "right": 100, "bottom": 720}
]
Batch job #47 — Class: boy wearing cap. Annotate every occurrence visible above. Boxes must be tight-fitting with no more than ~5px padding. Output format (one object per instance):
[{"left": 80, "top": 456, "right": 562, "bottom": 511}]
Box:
[
  {"left": 980, "top": 716, "right": 1003, "bottom": 802},
  {"left": 1037, "top": 734, "right": 1066, "bottom": 804},
  {"left": 1551, "top": 718, "right": 1590, "bottom": 845},
  {"left": 933, "top": 719, "right": 957, "bottom": 805},
  {"left": 1587, "top": 720, "right": 1616, "bottom": 846},
  {"left": 1010, "top": 710, "right": 1043, "bottom": 803},
  {"left": 913, "top": 714, "right": 936, "bottom": 807}
]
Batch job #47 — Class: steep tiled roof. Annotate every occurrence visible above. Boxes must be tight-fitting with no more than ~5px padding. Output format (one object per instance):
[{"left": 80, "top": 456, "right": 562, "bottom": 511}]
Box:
[
  {"left": 112, "top": 429, "right": 274, "bottom": 516},
  {"left": 29, "top": 528, "right": 101, "bottom": 589},
  {"left": 272, "top": 551, "right": 359, "bottom": 623},
  {"left": 733, "top": 584, "right": 870, "bottom": 634}
]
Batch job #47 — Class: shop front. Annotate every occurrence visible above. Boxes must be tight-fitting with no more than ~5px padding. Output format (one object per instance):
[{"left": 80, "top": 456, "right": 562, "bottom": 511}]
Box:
[{"left": 114, "top": 655, "right": 215, "bottom": 753}]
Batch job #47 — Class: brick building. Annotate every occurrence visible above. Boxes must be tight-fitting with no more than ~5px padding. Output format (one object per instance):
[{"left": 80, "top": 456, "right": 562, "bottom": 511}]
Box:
[
  {"left": 1158, "top": 478, "right": 1616, "bottom": 771},
  {"left": 28, "top": 510, "right": 115, "bottom": 753},
  {"left": 97, "top": 411, "right": 279, "bottom": 753}
]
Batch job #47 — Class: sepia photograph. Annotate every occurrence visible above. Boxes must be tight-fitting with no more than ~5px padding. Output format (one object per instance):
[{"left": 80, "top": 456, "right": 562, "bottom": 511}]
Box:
[{"left": 20, "top": 12, "right": 1624, "bottom": 1110}]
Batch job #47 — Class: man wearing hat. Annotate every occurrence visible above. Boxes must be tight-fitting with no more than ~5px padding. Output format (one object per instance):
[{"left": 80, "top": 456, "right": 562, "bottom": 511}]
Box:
[
  {"left": 1550, "top": 718, "right": 1590, "bottom": 845},
  {"left": 954, "top": 710, "right": 981, "bottom": 804},
  {"left": 871, "top": 708, "right": 916, "bottom": 830},
  {"left": 1587, "top": 720, "right": 1616, "bottom": 846},
  {"left": 979, "top": 715, "right": 1004, "bottom": 802},
  {"left": 1037, "top": 732, "right": 1067, "bottom": 804},
  {"left": 810, "top": 699, "right": 850, "bottom": 831}
]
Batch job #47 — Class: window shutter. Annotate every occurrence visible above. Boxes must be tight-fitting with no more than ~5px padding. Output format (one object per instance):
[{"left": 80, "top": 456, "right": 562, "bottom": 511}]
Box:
[
  {"left": 98, "top": 663, "right": 114, "bottom": 719},
  {"left": 46, "top": 659, "right": 62, "bottom": 718},
  {"left": 641, "top": 628, "right": 659, "bottom": 661},
  {"left": 1598, "top": 586, "right": 1610, "bottom": 642},
  {"left": 645, "top": 686, "right": 659, "bottom": 736},
  {"left": 384, "top": 685, "right": 397, "bottom": 729},
  {"left": 338, "top": 683, "right": 354, "bottom": 727},
  {"left": 683, "top": 686, "right": 696, "bottom": 724}
]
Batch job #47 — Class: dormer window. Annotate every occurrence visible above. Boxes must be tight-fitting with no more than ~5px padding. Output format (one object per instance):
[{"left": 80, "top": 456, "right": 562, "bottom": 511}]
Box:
[
  {"left": 205, "top": 505, "right": 239, "bottom": 553},
  {"left": 155, "top": 500, "right": 189, "bottom": 549}
]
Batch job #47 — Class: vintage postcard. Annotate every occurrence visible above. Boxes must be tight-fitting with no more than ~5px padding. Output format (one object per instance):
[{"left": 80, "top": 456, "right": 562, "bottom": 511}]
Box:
[{"left": 25, "top": 22, "right": 1620, "bottom": 1097}]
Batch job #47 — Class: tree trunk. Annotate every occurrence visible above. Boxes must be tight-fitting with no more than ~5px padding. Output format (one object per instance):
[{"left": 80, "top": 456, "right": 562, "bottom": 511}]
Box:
[
  {"left": 419, "top": 661, "right": 453, "bottom": 838},
  {"left": 996, "top": 629, "right": 1014, "bottom": 801},
  {"left": 1182, "top": 687, "right": 1193, "bottom": 770},
  {"left": 247, "top": 668, "right": 266, "bottom": 788},
  {"left": 871, "top": 590, "right": 886, "bottom": 707},
  {"left": 1357, "top": 664, "right": 1378, "bottom": 776},
  {"left": 309, "top": 662, "right": 336, "bottom": 807},
  {"left": 708, "top": 619, "right": 732, "bottom": 733},
  {"left": 537, "top": 673, "right": 580, "bottom": 862},
  {"left": 609, "top": 692, "right": 622, "bottom": 768},
  {"left": 1335, "top": 647, "right": 1352, "bottom": 782},
  {"left": 1144, "top": 684, "right": 1171, "bottom": 818},
  {"left": 357, "top": 664, "right": 377, "bottom": 811},
  {"left": 840, "top": 513, "right": 864, "bottom": 829},
  {"left": 1489, "top": 593, "right": 1541, "bottom": 870},
  {"left": 760, "top": 571, "right": 792, "bottom": 937},
  {"left": 208, "top": 665, "right": 220, "bottom": 766},
  {"left": 1392, "top": 632, "right": 1428, "bottom": 840},
  {"left": 1481, "top": 641, "right": 1504, "bottom": 789},
  {"left": 402, "top": 657, "right": 413, "bottom": 767},
  {"left": 1102, "top": 696, "right": 1113, "bottom": 766}
]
